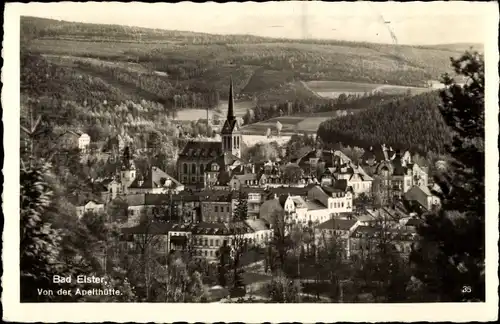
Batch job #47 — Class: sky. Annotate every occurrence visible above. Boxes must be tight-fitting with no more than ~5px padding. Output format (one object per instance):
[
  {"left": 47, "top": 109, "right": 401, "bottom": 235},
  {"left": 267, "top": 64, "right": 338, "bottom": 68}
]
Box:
[{"left": 12, "top": 1, "right": 494, "bottom": 45}]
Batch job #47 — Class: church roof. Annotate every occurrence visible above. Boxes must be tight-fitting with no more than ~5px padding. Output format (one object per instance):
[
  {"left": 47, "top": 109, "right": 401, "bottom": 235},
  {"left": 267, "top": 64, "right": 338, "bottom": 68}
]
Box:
[
  {"left": 179, "top": 140, "right": 222, "bottom": 158},
  {"left": 221, "top": 119, "right": 239, "bottom": 134}
]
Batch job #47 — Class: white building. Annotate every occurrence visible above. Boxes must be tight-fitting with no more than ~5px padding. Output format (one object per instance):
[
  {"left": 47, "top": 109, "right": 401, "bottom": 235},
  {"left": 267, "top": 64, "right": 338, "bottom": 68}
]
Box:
[
  {"left": 76, "top": 200, "right": 105, "bottom": 219},
  {"left": 78, "top": 133, "right": 91, "bottom": 152},
  {"left": 308, "top": 184, "right": 353, "bottom": 216}
]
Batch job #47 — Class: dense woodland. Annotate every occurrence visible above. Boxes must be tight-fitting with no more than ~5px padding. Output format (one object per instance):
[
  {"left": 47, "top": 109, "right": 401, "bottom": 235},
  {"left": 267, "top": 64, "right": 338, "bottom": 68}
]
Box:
[{"left": 317, "top": 91, "right": 453, "bottom": 154}]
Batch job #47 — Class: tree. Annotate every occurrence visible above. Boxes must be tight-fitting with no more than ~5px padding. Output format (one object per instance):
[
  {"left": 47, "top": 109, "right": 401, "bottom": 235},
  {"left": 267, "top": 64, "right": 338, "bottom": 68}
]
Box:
[
  {"left": 283, "top": 164, "right": 304, "bottom": 185},
  {"left": 266, "top": 270, "right": 302, "bottom": 303},
  {"left": 20, "top": 159, "right": 70, "bottom": 301},
  {"left": 233, "top": 192, "right": 248, "bottom": 221},
  {"left": 411, "top": 51, "right": 485, "bottom": 302}
]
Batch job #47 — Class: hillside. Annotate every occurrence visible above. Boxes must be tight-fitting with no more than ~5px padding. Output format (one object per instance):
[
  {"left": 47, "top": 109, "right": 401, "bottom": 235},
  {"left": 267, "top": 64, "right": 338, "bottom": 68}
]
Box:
[
  {"left": 316, "top": 91, "right": 452, "bottom": 154},
  {"left": 21, "top": 16, "right": 469, "bottom": 107}
]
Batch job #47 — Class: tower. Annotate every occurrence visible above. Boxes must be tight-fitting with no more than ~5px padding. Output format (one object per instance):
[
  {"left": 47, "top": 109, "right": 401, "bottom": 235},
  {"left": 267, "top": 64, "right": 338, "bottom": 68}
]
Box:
[
  {"left": 221, "top": 77, "right": 241, "bottom": 158},
  {"left": 120, "top": 146, "right": 136, "bottom": 193}
]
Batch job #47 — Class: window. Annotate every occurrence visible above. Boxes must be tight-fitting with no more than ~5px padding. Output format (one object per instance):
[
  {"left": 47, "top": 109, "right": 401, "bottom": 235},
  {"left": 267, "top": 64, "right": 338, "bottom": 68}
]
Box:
[
  {"left": 200, "top": 164, "right": 205, "bottom": 173},
  {"left": 210, "top": 239, "right": 213, "bottom": 246},
  {"left": 215, "top": 206, "right": 218, "bottom": 212},
  {"left": 130, "top": 209, "right": 135, "bottom": 215},
  {"left": 341, "top": 202, "right": 344, "bottom": 208},
  {"left": 204, "top": 239, "right": 208, "bottom": 246},
  {"left": 183, "top": 163, "right": 188, "bottom": 173},
  {"left": 191, "top": 176, "right": 196, "bottom": 183},
  {"left": 210, "top": 250, "right": 213, "bottom": 257},
  {"left": 226, "top": 206, "right": 230, "bottom": 213},
  {"left": 191, "top": 164, "right": 196, "bottom": 173},
  {"left": 215, "top": 239, "right": 219, "bottom": 246},
  {"left": 204, "top": 250, "right": 207, "bottom": 256}
]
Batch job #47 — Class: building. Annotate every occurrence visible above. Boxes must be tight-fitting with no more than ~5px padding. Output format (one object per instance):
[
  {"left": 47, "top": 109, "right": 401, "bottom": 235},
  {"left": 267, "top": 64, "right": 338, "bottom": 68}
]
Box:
[
  {"left": 307, "top": 182, "right": 353, "bottom": 216},
  {"left": 404, "top": 185, "right": 441, "bottom": 212},
  {"left": 177, "top": 78, "right": 244, "bottom": 189},
  {"left": 199, "top": 191, "right": 238, "bottom": 223},
  {"left": 78, "top": 133, "right": 91, "bottom": 151},
  {"left": 297, "top": 148, "right": 353, "bottom": 177},
  {"left": 128, "top": 166, "right": 184, "bottom": 195},
  {"left": 59, "top": 130, "right": 91, "bottom": 152},
  {"left": 75, "top": 199, "right": 105, "bottom": 218},
  {"left": 278, "top": 194, "right": 309, "bottom": 226},
  {"left": 314, "top": 218, "right": 359, "bottom": 258},
  {"left": 349, "top": 226, "right": 417, "bottom": 261}
]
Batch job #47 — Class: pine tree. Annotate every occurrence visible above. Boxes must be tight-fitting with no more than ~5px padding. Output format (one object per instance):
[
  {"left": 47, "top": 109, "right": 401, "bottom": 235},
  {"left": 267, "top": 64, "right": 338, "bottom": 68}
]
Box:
[
  {"left": 411, "top": 51, "right": 485, "bottom": 302},
  {"left": 234, "top": 191, "right": 248, "bottom": 221}
]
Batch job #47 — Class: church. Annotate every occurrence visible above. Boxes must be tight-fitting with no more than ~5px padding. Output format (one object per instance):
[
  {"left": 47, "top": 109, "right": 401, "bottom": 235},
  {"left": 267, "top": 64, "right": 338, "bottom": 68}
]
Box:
[{"left": 177, "top": 78, "right": 248, "bottom": 189}]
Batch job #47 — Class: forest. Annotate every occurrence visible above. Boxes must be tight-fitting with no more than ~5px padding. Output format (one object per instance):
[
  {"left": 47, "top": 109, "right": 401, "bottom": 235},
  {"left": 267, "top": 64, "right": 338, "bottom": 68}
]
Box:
[{"left": 316, "top": 91, "right": 453, "bottom": 154}]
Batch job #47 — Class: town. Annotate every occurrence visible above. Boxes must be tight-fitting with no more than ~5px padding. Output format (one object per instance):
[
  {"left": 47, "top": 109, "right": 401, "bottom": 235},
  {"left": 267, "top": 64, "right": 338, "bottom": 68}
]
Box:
[
  {"left": 57, "top": 79, "right": 444, "bottom": 301},
  {"left": 17, "top": 9, "right": 486, "bottom": 307}
]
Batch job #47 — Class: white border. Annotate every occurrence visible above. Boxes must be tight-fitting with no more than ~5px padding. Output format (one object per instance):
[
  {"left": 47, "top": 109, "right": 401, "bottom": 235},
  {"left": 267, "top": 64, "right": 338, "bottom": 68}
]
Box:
[{"left": 2, "top": 2, "right": 499, "bottom": 322}]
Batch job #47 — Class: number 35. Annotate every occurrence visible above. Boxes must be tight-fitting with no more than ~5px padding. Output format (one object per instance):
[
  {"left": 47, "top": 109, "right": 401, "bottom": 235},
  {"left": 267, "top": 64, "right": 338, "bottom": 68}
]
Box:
[{"left": 462, "top": 286, "right": 472, "bottom": 293}]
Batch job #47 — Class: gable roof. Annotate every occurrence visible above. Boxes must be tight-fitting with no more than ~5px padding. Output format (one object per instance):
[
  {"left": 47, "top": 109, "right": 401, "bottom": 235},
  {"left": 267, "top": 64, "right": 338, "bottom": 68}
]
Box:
[
  {"left": 244, "top": 219, "right": 270, "bottom": 232},
  {"left": 404, "top": 185, "right": 432, "bottom": 210},
  {"left": 306, "top": 199, "right": 327, "bottom": 210},
  {"left": 317, "top": 218, "right": 357, "bottom": 231},
  {"left": 129, "top": 166, "right": 182, "bottom": 190}
]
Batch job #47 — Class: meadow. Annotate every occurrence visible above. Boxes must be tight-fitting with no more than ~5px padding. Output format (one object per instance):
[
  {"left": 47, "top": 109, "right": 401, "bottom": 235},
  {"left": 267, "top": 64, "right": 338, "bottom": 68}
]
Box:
[
  {"left": 240, "top": 108, "right": 360, "bottom": 136},
  {"left": 174, "top": 100, "right": 253, "bottom": 121},
  {"left": 305, "top": 80, "right": 432, "bottom": 99}
]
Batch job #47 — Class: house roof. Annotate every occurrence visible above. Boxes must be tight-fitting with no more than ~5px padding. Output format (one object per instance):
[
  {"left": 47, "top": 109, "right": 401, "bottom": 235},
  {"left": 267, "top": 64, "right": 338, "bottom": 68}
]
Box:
[
  {"left": 291, "top": 196, "right": 307, "bottom": 209},
  {"left": 306, "top": 199, "right": 327, "bottom": 211},
  {"left": 179, "top": 141, "right": 222, "bottom": 159},
  {"left": 266, "top": 185, "right": 314, "bottom": 197},
  {"left": 129, "top": 166, "right": 183, "bottom": 190},
  {"left": 404, "top": 185, "right": 432, "bottom": 210},
  {"left": 244, "top": 219, "right": 270, "bottom": 232},
  {"left": 259, "top": 199, "right": 284, "bottom": 223},
  {"left": 317, "top": 218, "right": 357, "bottom": 231},
  {"left": 144, "top": 194, "right": 171, "bottom": 206},
  {"left": 232, "top": 173, "right": 257, "bottom": 182},
  {"left": 124, "top": 194, "right": 146, "bottom": 206}
]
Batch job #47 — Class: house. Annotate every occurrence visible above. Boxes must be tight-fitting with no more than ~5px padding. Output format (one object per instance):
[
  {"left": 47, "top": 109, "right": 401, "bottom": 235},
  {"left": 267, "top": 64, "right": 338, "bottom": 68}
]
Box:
[
  {"left": 128, "top": 166, "right": 184, "bottom": 195},
  {"left": 331, "top": 162, "right": 373, "bottom": 197},
  {"left": 278, "top": 194, "right": 308, "bottom": 226},
  {"left": 229, "top": 173, "right": 258, "bottom": 190},
  {"left": 296, "top": 148, "right": 353, "bottom": 176},
  {"left": 240, "top": 187, "right": 266, "bottom": 218},
  {"left": 244, "top": 219, "right": 273, "bottom": 246},
  {"left": 404, "top": 185, "right": 441, "bottom": 212},
  {"left": 78, "top": 133, "right": 91, "bottom": 151},
  {"left": 314, "top": 218, "right": 359, "bottom": 258},
  {"left": 307, "top": 182, "right": 353, "bottom": 216},
  {"left": 198, "top": 190, "right": 239, "bottom": 223},
  {"left": 305, "top": 199, "right": 330, "bottom": 226},
  {"left": 75, "top": 199, "right": 105, "bottom": 219},
  {"left": 349, "top": 225, "right": 418, "bottom": 261},
  {"left": 191, "top": 222, "right": 252, "bottom": 262}
]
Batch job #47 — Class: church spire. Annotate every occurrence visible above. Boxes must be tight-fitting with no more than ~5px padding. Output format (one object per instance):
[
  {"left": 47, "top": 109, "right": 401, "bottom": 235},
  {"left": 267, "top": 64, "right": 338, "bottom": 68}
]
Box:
[{"left": 227, "top": 76, "right": 235, "bottom": 121}]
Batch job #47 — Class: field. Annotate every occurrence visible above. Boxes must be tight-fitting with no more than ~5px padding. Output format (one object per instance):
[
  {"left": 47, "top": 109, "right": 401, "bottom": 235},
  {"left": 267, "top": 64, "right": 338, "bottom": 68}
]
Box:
[
  {"left": 305, "top": 80, "right": 431, "bottom": 99},
  {"left": 174, "top": 100, "right": 253, "bottom": 121},
  {"left": 240, "top": 107, "right": 359, "bottom": 137}
]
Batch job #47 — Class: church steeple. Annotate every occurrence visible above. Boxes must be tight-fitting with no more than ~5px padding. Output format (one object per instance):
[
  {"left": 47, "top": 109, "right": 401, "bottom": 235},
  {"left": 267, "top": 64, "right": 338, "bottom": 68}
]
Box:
[{"left": 227, "top": 76, "right": 235, "bottom": 121}]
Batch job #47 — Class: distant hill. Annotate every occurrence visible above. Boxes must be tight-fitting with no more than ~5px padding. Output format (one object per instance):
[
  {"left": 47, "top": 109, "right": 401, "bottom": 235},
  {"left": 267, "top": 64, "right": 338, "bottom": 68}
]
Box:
[
  {"left": 316, "top": 91, "right": 452, "bottom": 154},
  {"left": 21, "top": 16, "right": 471, "bottom": 103}
]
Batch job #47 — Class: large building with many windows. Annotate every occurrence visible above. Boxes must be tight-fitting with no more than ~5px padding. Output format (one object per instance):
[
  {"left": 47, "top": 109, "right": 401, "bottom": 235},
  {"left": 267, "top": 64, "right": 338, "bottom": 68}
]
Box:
[{"left": 177, "top": 78, "right": 244, "bottom": 188}]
